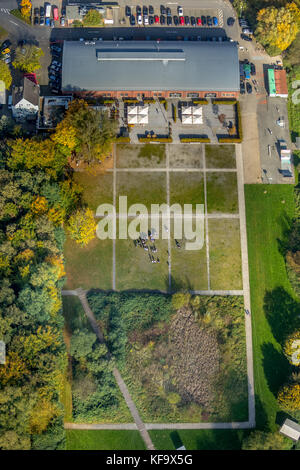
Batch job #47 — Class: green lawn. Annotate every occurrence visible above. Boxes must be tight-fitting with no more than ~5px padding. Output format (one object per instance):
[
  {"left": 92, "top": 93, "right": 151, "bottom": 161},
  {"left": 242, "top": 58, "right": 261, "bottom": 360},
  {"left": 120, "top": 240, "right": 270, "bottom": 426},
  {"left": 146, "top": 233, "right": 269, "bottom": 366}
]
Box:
[
  {"left": 245, "top": 184, "right": 297, "bottom": 430},
  {"left": 205, "top": 144, "right": 236, "bottom": 169},
  {"left": 171, "top": 237, "right": 208, "bottom": 290},
  {"left": 206, "top": 172, "right": 238, "bottom": 214},
  {"left": 117, "top": 171, "right": 166, "bottom": 210},
  {"left": 66, "top": 430, "right": 146, "bottom": 450},
  {"left": 170, "top": 172, "right": 204, "bottom": 208},
  {"left": 209, "top": 218, "right": 242, "bottom": 290},
  {"left": 149, "top": 429, "right": 244, "bottom": 450},
  {"left": 74, "top": 172, "right": 113, "bottom": 212}
]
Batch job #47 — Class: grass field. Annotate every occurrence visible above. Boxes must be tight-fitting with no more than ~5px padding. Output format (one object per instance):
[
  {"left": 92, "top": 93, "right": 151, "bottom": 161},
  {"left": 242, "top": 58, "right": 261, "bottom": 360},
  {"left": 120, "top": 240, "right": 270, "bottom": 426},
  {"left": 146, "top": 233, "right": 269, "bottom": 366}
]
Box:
[
  {"left": 209, "top": 218, "right": 242, "bottom": 290},
  {"left": 170, "top": 172, "right": 204, "bottom": 207},
  {"left": 66, "top": 430, "right": 146, "bottom": 450},
  {"left": 245, "top": 184, "right": 297, "bottom": 430},
  {"left": 205, "top": 144, "right": 236, "bottom": 169},
  {"left": 73, "top": 172, "right": 113, "bottom": 212},
  {"left": 206, "top": 172, "right": 238, "bottom": 214},
  {"left": 149, "top": 429, "right": 244, "bottom": 450},
  {"left": 116, "top": 143, "right": 166, "bottom": 168}
]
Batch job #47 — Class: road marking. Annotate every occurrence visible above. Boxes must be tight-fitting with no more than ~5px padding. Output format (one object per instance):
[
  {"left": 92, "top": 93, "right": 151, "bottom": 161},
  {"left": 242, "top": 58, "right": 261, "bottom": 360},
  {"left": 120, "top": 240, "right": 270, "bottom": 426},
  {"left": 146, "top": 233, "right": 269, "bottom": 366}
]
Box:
[
  {"left": 1, "top": 8, "right": 10, "bottom": 14},
  {"left": 9, "top": 20, "right": 18, "bottom": 26}
]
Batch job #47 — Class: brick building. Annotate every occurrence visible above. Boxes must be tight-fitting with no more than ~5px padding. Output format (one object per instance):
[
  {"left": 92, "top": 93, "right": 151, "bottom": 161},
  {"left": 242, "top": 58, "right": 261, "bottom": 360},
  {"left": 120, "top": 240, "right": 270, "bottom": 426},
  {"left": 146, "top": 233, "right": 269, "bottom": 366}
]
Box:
[{"left": 62, "top": 40, "right": 240, "bottom": 99}]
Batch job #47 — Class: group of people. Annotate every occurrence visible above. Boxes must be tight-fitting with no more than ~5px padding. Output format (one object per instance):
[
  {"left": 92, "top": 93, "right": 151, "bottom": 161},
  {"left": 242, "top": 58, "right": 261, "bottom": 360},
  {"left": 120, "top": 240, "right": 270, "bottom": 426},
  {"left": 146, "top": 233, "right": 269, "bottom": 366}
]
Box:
[{"left": 133, "top": 232, "right": 160, "bottom": 264}]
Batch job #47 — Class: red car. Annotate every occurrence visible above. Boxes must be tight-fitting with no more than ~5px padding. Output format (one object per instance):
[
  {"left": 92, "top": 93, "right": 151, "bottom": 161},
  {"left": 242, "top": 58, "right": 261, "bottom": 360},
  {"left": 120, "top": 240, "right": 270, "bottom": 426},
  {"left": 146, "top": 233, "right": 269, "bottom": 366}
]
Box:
[
  {"left": 197, "top": 17, "right": 202, "bottom": 25},
  {"left": 179, "top": 15, "right": 184, "bottom": 25},
  {"left": 53, "top": 6, "right": 59, "bottom": 21},
  {"left": 154, "top": 15, "right": 159, "bottom": 23}
]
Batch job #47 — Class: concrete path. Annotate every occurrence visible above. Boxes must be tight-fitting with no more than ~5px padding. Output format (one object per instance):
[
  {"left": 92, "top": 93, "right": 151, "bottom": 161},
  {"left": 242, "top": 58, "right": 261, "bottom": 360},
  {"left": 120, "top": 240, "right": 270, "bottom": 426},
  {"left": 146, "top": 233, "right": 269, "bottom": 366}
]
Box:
[
  {"left": 62, "top": 289, "right": 156, "bottom": 450},
  {"left": 235, "top": 144, "right": 256, "bottom": 427},
  {"left": 65, "top": 423, "right": 137, "bottom": 430}
]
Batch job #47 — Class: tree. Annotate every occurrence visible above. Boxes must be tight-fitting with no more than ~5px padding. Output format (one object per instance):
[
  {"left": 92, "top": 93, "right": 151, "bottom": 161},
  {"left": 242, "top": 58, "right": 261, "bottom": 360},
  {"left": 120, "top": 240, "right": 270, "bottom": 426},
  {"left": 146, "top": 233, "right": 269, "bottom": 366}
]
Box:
[
  {"left": 67, "top": 208, "right": 96, "bottom": 245},
  {"left": 232, "top": 0, "right": 247, "bottom": 17},
  {"left": 284, "top": 330, "right": 300, "bottom": 365},
  {"left": 242, "top": 431, "right": 292, "bottom": 450},
  {"left": 255, "top": 2, "right": 300, "bottom": 52},
  {"left": 13, "top": 44, "right": 44, "bottom": 73},
  {"left": 278, "top": 382, "right": 300, "bottom": 410},
  {"left": 57, "top": 99, "right": 116, "bottom": 164},
  {"left": 20, "top": 0, "right": 32, "bottom": 18},
  {"left": 82, "top": 9, "right": 103, "bottom": 26},
  {"left": 70, "top": 328, "right": 97, "bottom": 359},
  {"left": 0, "top": 61, "right": 12, "bottom": 90}
]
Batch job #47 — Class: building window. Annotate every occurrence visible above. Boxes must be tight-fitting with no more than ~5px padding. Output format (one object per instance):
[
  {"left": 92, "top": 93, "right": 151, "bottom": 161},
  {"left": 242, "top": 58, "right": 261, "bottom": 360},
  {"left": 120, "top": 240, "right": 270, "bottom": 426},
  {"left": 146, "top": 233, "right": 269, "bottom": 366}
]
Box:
[
  {"left": 187, "top": 93, "right": 199, "bottom": 98},
  {"left": 169, "top": 93, "right": 182, "bottom": 98}
]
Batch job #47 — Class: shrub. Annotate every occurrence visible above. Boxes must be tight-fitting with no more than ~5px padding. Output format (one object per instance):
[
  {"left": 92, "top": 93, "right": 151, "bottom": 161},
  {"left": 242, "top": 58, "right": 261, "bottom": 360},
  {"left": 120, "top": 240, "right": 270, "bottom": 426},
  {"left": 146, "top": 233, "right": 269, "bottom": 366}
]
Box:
[
  {"left": 192, "top": 99, "right": 208, "bottom": 105},
  {"left": 212, "top": 99, "right": 237, "bottom": 105},
  {"left": 139, "top": 137, "right": 173, "bottom": 143},
  {"left": 180, "top": 137, "right": 211, "bottom": 143},
  {"left": 278, "top": 382, "right": 300, "bottom": 411},
  {"left": 116, "top": 136, "right": 130, "bottom": 143}
]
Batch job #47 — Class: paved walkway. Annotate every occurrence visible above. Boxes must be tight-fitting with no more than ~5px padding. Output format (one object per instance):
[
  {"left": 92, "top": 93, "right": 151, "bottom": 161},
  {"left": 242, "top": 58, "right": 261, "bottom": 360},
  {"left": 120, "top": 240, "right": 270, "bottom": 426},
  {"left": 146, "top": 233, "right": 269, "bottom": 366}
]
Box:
[
  {"left": 62, "top": 289, "right": 155, "bottom": 450},
  {"left": 235, "top": 144, "right": 256, "bottom": 427}
]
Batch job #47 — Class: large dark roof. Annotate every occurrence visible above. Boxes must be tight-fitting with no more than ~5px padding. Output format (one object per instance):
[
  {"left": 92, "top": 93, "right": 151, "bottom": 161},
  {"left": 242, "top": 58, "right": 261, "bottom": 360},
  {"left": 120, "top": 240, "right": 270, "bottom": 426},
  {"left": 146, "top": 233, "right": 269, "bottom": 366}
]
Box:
[
  {"left": 12, "top": 77, "right": 39, "bottom": 106},
  {"left": 62, "top": 40, "right": 240, "bottom": 92}
]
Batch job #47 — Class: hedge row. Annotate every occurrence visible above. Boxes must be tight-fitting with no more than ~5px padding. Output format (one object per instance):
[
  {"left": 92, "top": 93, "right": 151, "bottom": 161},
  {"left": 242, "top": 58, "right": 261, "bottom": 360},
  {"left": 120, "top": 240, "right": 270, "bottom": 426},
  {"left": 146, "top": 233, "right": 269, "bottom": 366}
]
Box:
[
  {"left": 116, "top": 137, "right": 131, "bottom": 143},
  {"left": 212, "top": 99, "right": 237, "bottom": 105},
  {"left": 180, "top": 137, "right": 211, "bottom": 143},
  {"left": 217, "top": 101, "right": 243, "bottom": 143},
  {"left": 139, "top": 137, "right": 173, "bottom": 143},
  {"left": 218, "top": 138, "right": 242, "bottom": 143},
  {"left": 192, "top": 100, "right": 209, "bottom": 105}
]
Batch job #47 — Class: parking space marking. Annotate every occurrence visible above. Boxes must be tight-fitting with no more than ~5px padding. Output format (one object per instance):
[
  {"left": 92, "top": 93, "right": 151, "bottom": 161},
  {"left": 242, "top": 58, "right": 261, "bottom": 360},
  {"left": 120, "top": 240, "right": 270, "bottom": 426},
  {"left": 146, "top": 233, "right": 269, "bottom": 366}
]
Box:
[
  {"left": 218, "top": 8, "right": 223, "bottom": 27},
  {"left": 0, "top": 8, "right": 10, "bottom": 14}
]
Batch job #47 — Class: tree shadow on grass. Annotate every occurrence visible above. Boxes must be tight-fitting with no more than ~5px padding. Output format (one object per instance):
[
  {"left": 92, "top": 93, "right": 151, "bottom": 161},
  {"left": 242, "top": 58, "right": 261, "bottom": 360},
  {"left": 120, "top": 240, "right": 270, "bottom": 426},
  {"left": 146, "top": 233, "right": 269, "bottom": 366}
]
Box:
[
  {"left": 263, "top": 287, "right": 300, "bottom": 346},
  {"left": 261, "top": 342, "right": 291, "bottom": 396},
  {"left": 277, "top": 211, "right": 293, "bottom": 257}
]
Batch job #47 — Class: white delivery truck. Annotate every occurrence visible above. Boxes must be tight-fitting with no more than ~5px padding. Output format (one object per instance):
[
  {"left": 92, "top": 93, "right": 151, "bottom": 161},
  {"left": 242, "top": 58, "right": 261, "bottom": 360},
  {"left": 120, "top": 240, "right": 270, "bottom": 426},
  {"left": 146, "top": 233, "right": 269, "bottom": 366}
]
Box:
[{"left": 45, "top": 3, "right": 51, "bottom": 18}]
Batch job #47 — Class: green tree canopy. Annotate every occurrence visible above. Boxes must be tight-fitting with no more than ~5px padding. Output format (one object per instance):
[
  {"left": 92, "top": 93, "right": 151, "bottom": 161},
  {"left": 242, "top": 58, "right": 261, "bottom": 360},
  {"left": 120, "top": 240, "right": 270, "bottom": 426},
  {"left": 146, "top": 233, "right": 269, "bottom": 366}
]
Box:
[
  {"left": 82, "top": 9, "right": 103, "bottom": 26},
  {"left": 13, "top": 44, "right": 44, "bottom": 73},
  {"left": 0, "top": 61, "right": 12, "bottom": 89}
]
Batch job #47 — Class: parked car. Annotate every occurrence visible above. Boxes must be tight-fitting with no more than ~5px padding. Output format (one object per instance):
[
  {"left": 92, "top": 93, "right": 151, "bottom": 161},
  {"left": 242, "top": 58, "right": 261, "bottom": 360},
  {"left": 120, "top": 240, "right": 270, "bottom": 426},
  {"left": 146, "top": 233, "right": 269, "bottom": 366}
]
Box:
[
  {"left": 154, "top": 15, "right": 159, "bottom": 23},
  {"left": 160, "top": 15, "right": 165, "bottom": 25},
  {"left": 227, "top": 17, "right": 235, "bottom": 26},
  {"left": 137, "top": 15, "right": 142, "bottom": 25},
  {"left": 53, "top": 7, "right": 59, "bottom": 21},
  {"left": 144, "top": 15, "right": 149, "bottom": 25},
  {"left": 61, "top": 6, "right": 66, "bottom": 16},
  {"left": 143, "top": 6, "right": 148, "bottom": 15},
  {"left": 51, "top": 45, "right": 62, "bottom": 53},
  {"left": 8, "top": 95, "right": 12, "bottom": 109},
  {"left": 184, "top": 16, "right": 190, "bottom": 25},
  {"left": 45, "top": 2, "right": 51, "bottom": 18},
  {"left": 51, "top": 61, "right": 61, "bottom": 67},
  {"left": 149, "top": 5, "right": 154, "bottom": 15},
  {"left": 166, "top": 7, "right": 171, "bottom": 16},
  {"left": 4, "top": 57, "right": 11, "bottom": 64},
  {"left": 40, "top": 6, "right": 45, "bottom": 16},
  {"left": 179, "top": 15, "right": 184, "bottom": 25},
  {"left": 125, "top": 6, "right": 131, "bottom": 17},
  {"left": 1, "top": 47, "right": 10, "bottom": 55},
  {"left": 130, "top": 15, "right": 135, "bottom": 25},
  {"left": 207, "top": 16, "right": 212, "bottom": 26},
  {"left": 196, "top": 17, "right": 202, "bottom": 25},
  {"left": 178, "top": 6, "right": 183, "bottom": 16},
  {"left": 50, "top": 19, "right": 55, "bottom": 28},
  {"left": 60, "top": 17, "right": 65, "bottom": 26},
  {"left": 136, "top": 6, "right": 141, "bottom": 15},
  {"left": 34, "top": 16, "right": 39, "bottom": 25},
  {"left": 201, "top": 15, "right": 206, "bottom": 25},
  {"left": 213, "top": 16, "right": 218, "bottom": 26},
  {"left": 242, "top": 28, "right": 253, "bottom": 35},
  {"left": 149, "top": 16, "right": 154, "bottom": 25},
  {"left": 40, "top": 17, "right": 45, "bottom": 25},
  {"left": 1, "top": 40, "right": 11, "bottom": 51},
  {"left": 246, "top": 82, "right": 252, "bottom": 94},
  {"left": 241, "top": 34, "right": 252, "bottom": 41},
  {"left": 240, "top": 80, "right": 245, "bottom": 94},
  {"left": 167, "top": 16, "right": 172, "bottom": 25},
  {"left": 45, "top": 17, "right": 50, "bottom": 26},
  {"left": 161, "top": 5, "right": 166, "bottom": 15},
  {"left": 250, "top": 63, "right": 256, "bottom": 75}
]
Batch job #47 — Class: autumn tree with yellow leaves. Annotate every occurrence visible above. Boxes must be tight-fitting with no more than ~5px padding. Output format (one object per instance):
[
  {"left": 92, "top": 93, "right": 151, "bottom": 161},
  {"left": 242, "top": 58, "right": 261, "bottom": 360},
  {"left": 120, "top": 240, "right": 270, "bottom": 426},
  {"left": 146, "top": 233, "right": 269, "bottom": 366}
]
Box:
[
  {"left": 278, "top": 382, "right": 300, "bottom": 411},
  {"left": 67, "top": 207, "right": 96, "bottom": 245},
  {"left": 255, "top": 2, "right": 300, "bottom": 52},
  {"left": 20, "top": 0, "right": 32, "bottom": 18}
]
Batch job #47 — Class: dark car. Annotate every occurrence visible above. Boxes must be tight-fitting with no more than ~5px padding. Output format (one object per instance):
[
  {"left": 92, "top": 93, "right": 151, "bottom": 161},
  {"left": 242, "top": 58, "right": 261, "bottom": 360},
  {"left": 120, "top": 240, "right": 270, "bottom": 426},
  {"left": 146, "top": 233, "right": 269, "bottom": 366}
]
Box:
[
  {"left": 166, "top": 7, "right": 171, "bottom": 16},
  {"left": 246, "top": 82, "right": 252, "bottom": 94},
  {"left": 241, "top": 33, "right": 252, "bottom": 41},
  {"left": 167, "top": 16, "right": 172, "bottom": 25},
  {"left": 149, "top": 5, "right": 154, "bottom": 15},
  {"left": 184, "top": 16, "right": 190, "bottom": 25},
  {"left": 240, "top": 81, "right": 245, "bottom": 94},
  {"left": 40, "top": 17, "right": 45, "bottom": 25},
  {"left": 160, "top": 15, "right": 165, "bottom": 24},
  {"left": 149, "top": 16, "right": 154, "bottom": 24},
  {"left": 201, "top": 15, "right": 206, "bottom": 25},
  {"left": 173, "top": 15, "right": 179, "bottom": 25},
  {"left": 125, "top": 6, "right": 131, "bottom": 17},
  {"left": 250, "top": 63, "right": 256, "bottom": 75},
  {"left": 40, "top": 6, "right": 45, "bottom": 16},
  {"left": 18, "top": 39, "right": 27, "bottom": 46},
  {"left": 191, "top": 16, "right": 196, "bottom": 26},
  {"left": 34, "top": 16, "right": 39, "bottom": 25},
  {"left": 136, "top": 5, "right": 141, "bottom": 15},
  {"left": 143, "top": 6, "right": 148, "bottom": 15},
  {"left": 51, "top": 45, "right": 62, "bottom": 53},
  {"left": 207, "top": 16, "right": 212, "bottom": 26},
  {"left": 160, "top": 5, "right": 166, "bottom": 15},
  {"left": 130, "top": 15, "right": 135, "bottom": 25},
  {"left": 227, "top": 17, "right": 235, "bottom": 26},
  {"left": 34, "top": 7, "right": 39, "bottom": 16},
  {"left": 61, "top": 6, "right": 66, "bottom": 16},
  {"left": 1, "top": 39, "right": 11, "bottom": 51}
]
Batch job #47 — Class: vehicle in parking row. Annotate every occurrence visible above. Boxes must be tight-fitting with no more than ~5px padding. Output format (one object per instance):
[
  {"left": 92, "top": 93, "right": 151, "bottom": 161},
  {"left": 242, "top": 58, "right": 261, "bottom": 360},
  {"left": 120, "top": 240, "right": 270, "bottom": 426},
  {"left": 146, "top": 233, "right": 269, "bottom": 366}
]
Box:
[
  {"left": 161, "top": 5, "right": 166, "bottom": 15},
  {"left": 167, "top": 16, "right": 172, "bottom": 25},
  {"left": 191, "top": 16, "right": 196, "bottom": 26},
  {"left": 213, "top": 16, "right": 218, "bottom": 26},
  {"left": 125, "top": 6, "right": 131, "bottom": 17},
  {"left": 149, "top": 5, "right": 154, "bottom": 15},
  {"left": 184, "top": 16, "right": 190, "bottom": 25},
  {"left": 160, "top": 15, "right": 165, "bottom": 24},
  {"left": 178, "top": 6, "right": 183, "bottom": 16},
  {"left": 53, "top": 6, "right": 59, "bottom": 21},
  {"left": 240, "top": 33, "right": 252, "bottom": 41},
  {"left": 173, "top": 15, "right": 178, "bottom": 25},
  {"left": 34, "top": 16, "right": 39, "bottom": 25},
  {"left": 179, "top": 15, "right": 184, "bottom": 25},
  {"left": 154, "top": 15, "right": 159, "bottom": 23},
  {"left": 130, "top": 15, "right": 135, "bottom": 25}
]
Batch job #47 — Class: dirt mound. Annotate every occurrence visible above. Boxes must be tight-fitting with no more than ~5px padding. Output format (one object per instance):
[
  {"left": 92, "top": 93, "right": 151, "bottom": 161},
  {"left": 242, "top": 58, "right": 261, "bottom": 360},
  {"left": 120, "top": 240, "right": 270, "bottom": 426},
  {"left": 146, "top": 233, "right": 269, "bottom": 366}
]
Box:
[{"left": 168, "top": 308, "right": 220, "bottom": 407}]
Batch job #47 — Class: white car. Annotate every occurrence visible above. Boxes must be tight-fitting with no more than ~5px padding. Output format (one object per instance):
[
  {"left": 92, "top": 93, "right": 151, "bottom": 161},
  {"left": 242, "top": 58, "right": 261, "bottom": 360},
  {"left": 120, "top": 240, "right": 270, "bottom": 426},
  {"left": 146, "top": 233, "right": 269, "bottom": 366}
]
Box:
[
  {"left": 144, "top": 15, "right": 149, "bottom": 25},
  {"left": 137, "top": 15, "right": 143, "bottom": 25},
  {"left": 178, "top": 6, "right": 183, "bottom": 16}
]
